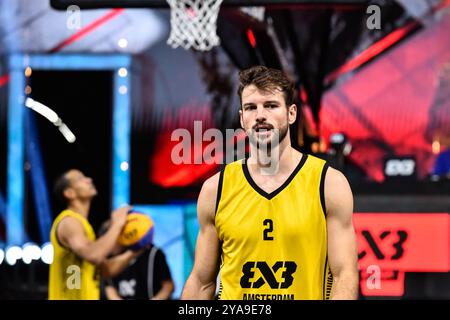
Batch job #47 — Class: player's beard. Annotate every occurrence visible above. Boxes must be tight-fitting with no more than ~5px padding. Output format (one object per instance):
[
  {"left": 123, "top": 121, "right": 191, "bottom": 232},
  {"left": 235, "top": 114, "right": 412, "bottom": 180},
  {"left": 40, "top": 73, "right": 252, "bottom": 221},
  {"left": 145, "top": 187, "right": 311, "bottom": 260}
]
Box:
[{"left": 248, "top": 122, "right": 289, "bottom": 151}]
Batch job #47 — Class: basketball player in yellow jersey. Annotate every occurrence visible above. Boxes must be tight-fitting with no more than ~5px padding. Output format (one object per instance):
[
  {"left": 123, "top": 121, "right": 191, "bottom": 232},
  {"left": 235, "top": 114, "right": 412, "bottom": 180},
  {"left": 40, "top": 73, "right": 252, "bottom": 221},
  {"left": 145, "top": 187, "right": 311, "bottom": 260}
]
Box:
[
  {"left": 182, "top": 66, "right": 358, "bottom": 300},
  {"left": 49, "top": 169, "right": 141, "bottom": 300}
]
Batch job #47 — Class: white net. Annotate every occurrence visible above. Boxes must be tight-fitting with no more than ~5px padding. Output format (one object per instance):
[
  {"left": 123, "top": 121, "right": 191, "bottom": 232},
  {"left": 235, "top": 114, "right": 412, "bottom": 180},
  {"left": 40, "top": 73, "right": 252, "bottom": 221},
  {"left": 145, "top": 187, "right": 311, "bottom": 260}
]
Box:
[
  {"left": 240, "top": 6, "right": 266, "bottom": 22},
  {"left": 166, "top": 0, "right": 224, "bottom": 51}
]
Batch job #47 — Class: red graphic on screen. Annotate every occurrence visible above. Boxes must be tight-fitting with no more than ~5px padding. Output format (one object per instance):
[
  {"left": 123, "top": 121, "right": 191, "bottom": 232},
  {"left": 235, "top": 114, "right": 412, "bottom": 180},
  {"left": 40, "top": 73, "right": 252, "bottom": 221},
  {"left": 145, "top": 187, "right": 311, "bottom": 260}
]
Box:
[
  {"left": 150, "top": 105, "right": 247, "bottom": 187},
  {"left": 354, "top": 213, "right": 450, "bottom": 296},
  {"left": 321, "top": 13, "right": 450, "bottom": 182}
]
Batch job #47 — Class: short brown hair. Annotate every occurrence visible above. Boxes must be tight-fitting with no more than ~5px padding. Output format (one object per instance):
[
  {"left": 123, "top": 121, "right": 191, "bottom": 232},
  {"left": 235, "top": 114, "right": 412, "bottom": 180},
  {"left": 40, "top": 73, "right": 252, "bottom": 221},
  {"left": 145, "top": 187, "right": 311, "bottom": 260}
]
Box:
[
  {"left": 53, "top": 171, "right": 71, "bottom": 205},
  {"left": 238, "top": 66, "right": 295, "bottom": 107}
]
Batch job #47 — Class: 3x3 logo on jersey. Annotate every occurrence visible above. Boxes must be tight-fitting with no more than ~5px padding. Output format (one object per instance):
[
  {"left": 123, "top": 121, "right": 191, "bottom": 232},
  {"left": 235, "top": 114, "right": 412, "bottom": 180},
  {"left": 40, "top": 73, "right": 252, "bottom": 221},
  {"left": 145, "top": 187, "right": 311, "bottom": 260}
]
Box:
[
  {"left": 239, "top": 219, "right": 297, "bottom": 290},
  {"left": 240, "top": 261, "right": 297, "bottom": 289}
]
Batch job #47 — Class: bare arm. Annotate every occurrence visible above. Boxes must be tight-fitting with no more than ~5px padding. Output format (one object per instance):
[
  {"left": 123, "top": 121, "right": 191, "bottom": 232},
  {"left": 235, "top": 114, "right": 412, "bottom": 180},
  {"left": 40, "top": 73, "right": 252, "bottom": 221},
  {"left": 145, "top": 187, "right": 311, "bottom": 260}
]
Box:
[
  {"left": 181, "top": 172, "right": 221, "bottom": 300},
  {"left": 101, "top": 249, "right": 143, "bottom": 278},
  {"left": 57, "top": 207, "right": 129, "bottom": 266},
  {"left": 152, "top": 279, "right": 175, "bottom": 300},
  {"left": 325, "top": 167, "right": 359, "bottom": 300},
  {"left": 104, "top": 284, "right": 123, "bottom": 300}
]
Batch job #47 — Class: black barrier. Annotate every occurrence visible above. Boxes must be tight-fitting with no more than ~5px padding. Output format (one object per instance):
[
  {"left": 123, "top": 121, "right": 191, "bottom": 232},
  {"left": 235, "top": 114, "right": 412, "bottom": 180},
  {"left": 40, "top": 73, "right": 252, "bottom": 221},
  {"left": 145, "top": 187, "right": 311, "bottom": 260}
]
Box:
[{"left": 0, "top": 300, "right": 446, "bottom": 319}]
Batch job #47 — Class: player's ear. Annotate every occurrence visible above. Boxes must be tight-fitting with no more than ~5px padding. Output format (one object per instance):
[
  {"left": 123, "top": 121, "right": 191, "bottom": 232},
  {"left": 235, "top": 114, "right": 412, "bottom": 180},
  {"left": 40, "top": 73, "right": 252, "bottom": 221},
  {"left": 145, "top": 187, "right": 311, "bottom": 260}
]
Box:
[
  {"left": 239, "top": 108, "right": 244, "bottom": 129},
  {"left": 288, "top": 104, "right": 297, "bottom": 125},
  {"left": 63, "top": 188, "right": 76, "bottom": 200}
]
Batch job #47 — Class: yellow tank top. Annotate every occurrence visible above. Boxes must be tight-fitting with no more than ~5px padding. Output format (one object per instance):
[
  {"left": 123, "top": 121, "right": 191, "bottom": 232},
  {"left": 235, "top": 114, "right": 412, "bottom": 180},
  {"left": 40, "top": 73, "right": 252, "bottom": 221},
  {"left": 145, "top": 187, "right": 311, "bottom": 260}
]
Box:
[
  {"left": 215, "top": 154, "right": 332, "bottom": 300},
  {"left": 48, "top": 209, "right": 100, "bottom": 300}
]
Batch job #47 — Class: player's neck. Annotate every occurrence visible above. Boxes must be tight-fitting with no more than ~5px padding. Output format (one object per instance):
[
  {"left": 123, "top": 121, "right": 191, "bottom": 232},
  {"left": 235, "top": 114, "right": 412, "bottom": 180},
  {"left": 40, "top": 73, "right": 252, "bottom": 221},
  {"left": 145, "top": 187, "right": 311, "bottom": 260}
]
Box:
[
  {"left": 248, "top": 138, "right": 300, "bottom": 175},
  {"left": 67, "top": 200, "right": 91, "bottom": 218}
]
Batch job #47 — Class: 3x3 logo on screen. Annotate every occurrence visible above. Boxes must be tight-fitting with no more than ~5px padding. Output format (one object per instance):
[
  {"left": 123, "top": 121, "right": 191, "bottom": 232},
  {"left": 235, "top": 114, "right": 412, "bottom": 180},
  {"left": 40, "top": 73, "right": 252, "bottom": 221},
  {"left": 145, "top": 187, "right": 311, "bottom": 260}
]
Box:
[
  {"left": 240, "top": 261, "right": 297, "bottom": 289},
  {"left": 358, "top": 230, "right": 408, "bottom": 261}
]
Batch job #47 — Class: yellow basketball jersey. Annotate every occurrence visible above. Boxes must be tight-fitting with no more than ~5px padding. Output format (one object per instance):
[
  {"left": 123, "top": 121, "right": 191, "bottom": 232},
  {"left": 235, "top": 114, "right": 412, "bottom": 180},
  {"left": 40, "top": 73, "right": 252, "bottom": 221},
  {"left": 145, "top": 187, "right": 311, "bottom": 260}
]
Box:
[
  {"left": 48, "top": 209, "right": 100, "bottom": 300},
  {"left": 215, "top": 154, "right": 332, "bottom": 300}
]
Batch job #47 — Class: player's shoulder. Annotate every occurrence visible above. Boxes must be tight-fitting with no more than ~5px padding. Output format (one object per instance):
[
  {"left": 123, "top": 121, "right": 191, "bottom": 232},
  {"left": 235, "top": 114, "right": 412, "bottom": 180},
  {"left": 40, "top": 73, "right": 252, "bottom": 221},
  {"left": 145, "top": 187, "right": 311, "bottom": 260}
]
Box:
[
  {"left": 57, "top": 211, "right": 84, "bottom": 231},
  {"left": 324, "top": 166, "right": 353, "bottom": 210},
  {"left": 201, "top": 159, "right": 244, "bottom": 193},
  {"left": 325, "top": 166, "right": 349, "bottom": 186},
  {"left": 201, "top": 170, "right": 222, "bottom": 196},
  {"left": 198, "top": 170, "right": 222, "bottom": 214},
  {"left": 55, "top": 212, "right": 86, "bottom": 247},
  {"left": 199, "top": 165, "right": 234, "bottom": 220}
]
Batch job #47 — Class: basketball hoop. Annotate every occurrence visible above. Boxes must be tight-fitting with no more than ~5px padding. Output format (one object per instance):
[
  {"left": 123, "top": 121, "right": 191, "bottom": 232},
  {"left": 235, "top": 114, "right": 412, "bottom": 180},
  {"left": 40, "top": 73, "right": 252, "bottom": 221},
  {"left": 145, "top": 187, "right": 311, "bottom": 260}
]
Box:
[{"left": 166, "top": 0, "right": 224, "bottom": 51}]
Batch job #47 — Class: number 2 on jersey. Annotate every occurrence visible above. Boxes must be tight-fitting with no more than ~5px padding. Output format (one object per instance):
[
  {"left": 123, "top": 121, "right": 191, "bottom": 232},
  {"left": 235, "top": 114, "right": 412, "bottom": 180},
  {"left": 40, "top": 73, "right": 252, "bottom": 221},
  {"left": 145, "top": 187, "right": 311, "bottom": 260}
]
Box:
[{"left": 263, "top": 219, "right": 274, "bottom": 240}]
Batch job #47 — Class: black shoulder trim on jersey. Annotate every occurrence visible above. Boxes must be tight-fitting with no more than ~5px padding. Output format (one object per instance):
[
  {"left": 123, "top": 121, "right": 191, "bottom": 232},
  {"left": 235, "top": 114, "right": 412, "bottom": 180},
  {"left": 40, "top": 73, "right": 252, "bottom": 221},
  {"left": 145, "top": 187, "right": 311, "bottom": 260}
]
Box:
[
  {"left": 326, "top": 269, "right": 333, "bottom": 300},
  {"left": 323, "top": 255, "right": 328, "bottom": 300},
  {"left": 320, "top": 162, "right": 329, "bottom": 217},
  {"left": 214, "top": 167, "right": 225, "bottom": 216}
]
